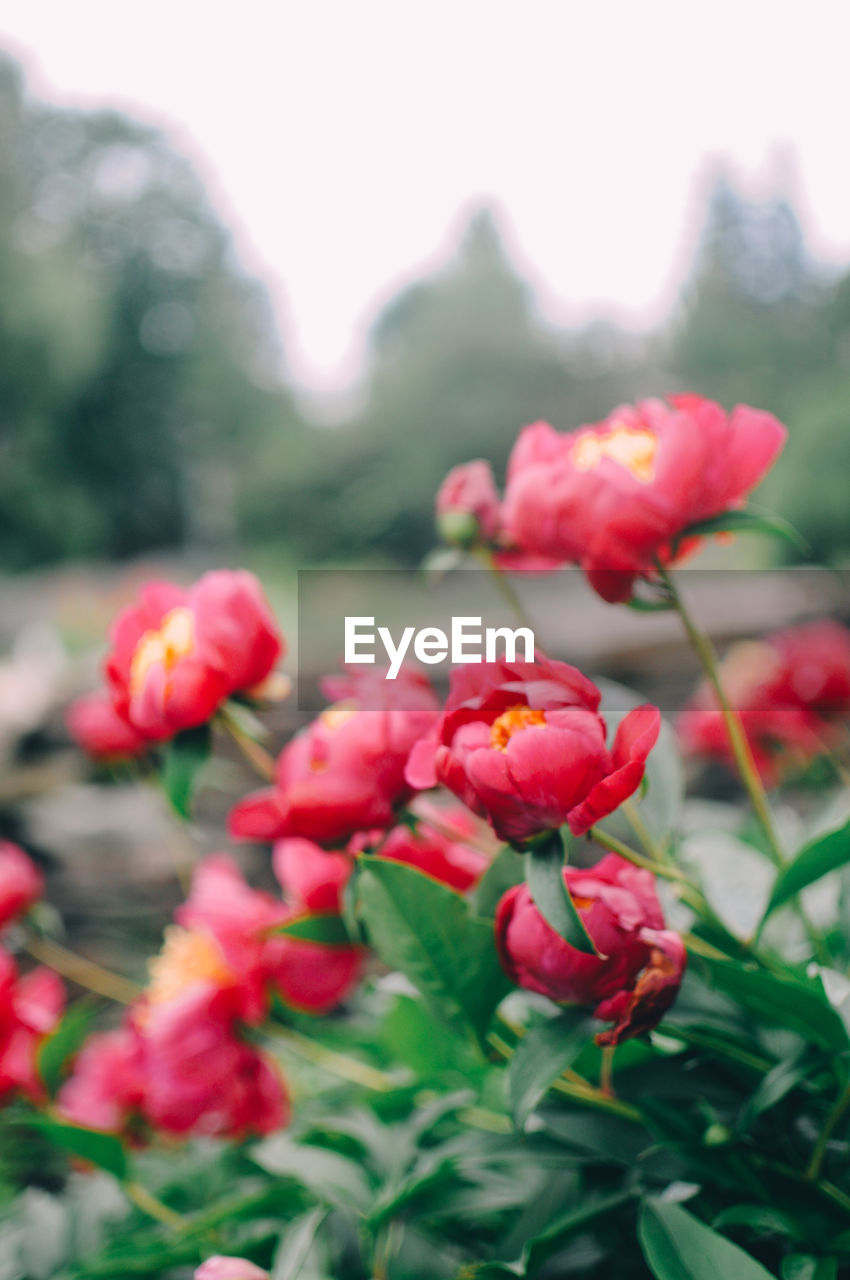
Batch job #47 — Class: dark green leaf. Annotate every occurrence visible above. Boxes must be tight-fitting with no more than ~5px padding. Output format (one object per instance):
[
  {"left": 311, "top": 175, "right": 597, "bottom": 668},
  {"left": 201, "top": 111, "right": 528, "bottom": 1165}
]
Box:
[
  {"left": 251, "top": 1137, "right": 371, "bottom": 1213},
  {"left": 694, "top": 954, "right": 849, "bottom": 1051},
  {"left": 639, "top": 1197, "right": 778, "bottom": 1280},
  {"left": 712, "top": 1204, "right": 804, "bottom": 1244},
  {"left": 161, "top": 723, "right": 211, "bottom": 819},
  {"left": 27, "top": 1117, "right": 128, "bottom": 1181},
  {"left": 273, "top": 914, "right": 353, "bottom": 946},
  {"left": 473, "top": 845, "right": 523, "bottom": 919},
  {"left": 352, "top": 857, "right": 510, "bottom": 1046},
  {"left": 37, "top": 999, "right": 97, "bottom": 1096},
  {"left": 738, "top": 1053, "right": 810, "bottom": 1131},
  {"left": 271, "top": 1206, "right": 328, "bottom": 1280},
  {"left": 508, "top": 1011, "right": 596, "bottom": 1128},
  {"left": 762, "top": 822, "right": 850, "bottom": 922},
  {"left": 782, "top": 1257, "right": 838, "bottom": 1280},
  {"left": 672, "top": 508, "right": 810, "bottom": 557},
  {"left": 524, "top": 831, "right": 596, "bottom": 955}
]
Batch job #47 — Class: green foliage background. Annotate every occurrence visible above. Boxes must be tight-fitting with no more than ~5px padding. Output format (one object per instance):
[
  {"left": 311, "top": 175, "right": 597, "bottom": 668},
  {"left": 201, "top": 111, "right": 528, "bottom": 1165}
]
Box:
[{"left": 1, "top": 51, "right": 849, "bottom": 574}]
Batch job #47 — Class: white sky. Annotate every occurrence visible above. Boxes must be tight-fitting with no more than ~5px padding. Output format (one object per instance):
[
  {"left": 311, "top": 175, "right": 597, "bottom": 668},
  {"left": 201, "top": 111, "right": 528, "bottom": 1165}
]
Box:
[{"left": 1, "top": 0, "right": 849, "bottom": 393}]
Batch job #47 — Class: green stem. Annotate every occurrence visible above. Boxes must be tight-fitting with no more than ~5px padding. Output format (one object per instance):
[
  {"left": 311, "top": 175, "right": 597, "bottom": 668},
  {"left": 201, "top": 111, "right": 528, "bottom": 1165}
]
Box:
[
  {"left": 123, "top": 1179, "right": 187, "bottom": 1232},
  {"left": 807, "top": 1086, "right": 850, "bottom": 1181},
  {"left": 655, "top": 564, "right": 784, "bottom": 867},
  {"left": 264, "top": 1023, "right": 399, "bottom": 1093},
  {"left": 656, "top": 564, "right": 829, "bottom": 963},
  {"left": 217, "top": 706, "right": 276, "bottom": 782},
  {"left": 622, "top": 798, "right": 667, "bottom": 863},
  {"left": 24, "top": 933, "right": 140, "bottom": 1005},
  {"left": 476, "top": 547, "right": 539, "bottom": 637},
  {"left": 589, "top": 826, "right": 689, "bottom": 884}
]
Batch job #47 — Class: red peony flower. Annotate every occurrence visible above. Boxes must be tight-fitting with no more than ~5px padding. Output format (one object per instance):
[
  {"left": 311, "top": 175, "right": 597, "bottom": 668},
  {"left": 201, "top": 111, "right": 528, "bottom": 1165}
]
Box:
[
  {"left": 66, "top": 690, "right": 148, "bottom": 760},
  {"left": 0, "top": 950, "right": 64, "bottom": 1102},
  {"left": 58, "top": 1025, "right": 147, "bottom": 1134},
  {"left": 436, "top": 460, "right": 502, "bottom": 544},
  {"left": 678, "top": 620, "right": 850, "bottom": 786},
  {"left": 405, "top": 658, "right": 659, "bottom": 844},
  {"left": 501, "top": 396, "right": 787, "bottom": 602},
  {"left": 229, "top": 667, "right": 439, "bottom": 846},
  {"left": 0, "top": 842, "right": 43, "bottom": 930},
  {"left": 104, "top": 570, "right": 283, "bottom": 741},
  {"left": 273, "top": 838, "right": 354, "bottom": 914},
  {"left": 495, "top": 854, "right": 686, "bottom": 1044}
]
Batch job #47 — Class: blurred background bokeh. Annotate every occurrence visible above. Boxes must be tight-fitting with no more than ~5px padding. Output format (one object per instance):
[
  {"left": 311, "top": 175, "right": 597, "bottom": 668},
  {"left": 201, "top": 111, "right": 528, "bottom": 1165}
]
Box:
[{"left": 0, "top": 1, "right": 849, "bottom": 959}]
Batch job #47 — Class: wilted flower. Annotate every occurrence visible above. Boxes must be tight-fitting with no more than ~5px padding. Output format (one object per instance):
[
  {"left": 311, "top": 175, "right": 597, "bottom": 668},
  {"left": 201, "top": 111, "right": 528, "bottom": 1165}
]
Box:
[
  {"left": 502, "top": 395, "right": 787, "bottom": 602},
  {"left": 406, "top": 658, "right": 659, "bottom": 843},
  {"left": 104, "top": 570, "right": 283, "bottom": 741},
  {"left": 495, "top": 855, "right": 685, "bottom": 1044}
]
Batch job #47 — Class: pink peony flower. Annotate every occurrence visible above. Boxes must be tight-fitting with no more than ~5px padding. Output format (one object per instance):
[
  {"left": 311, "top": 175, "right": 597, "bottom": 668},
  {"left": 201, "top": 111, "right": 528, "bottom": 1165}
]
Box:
[
  {"left": 0, "top": 950, "right": 64, "bottom": 1102},
  {"left": 495, "top": 855, "right": 685, "bottom": 1044},
  {"left": 195, "top": 1259, "right": 270, "bottom": 1280},
  {"left": 0, "top": 842, "right": 43, "bottom": 930},
  {"left": 66, "top": 690, "right": 148, "bottom": 760},
  {"left": 502, "top": 396, "right": 787, "bottom": 602},
  {"left": 104, "top": 570, "right": 283, "bottom": 741},
  {"left": 406, "top": 658, "right": 659, "bottom": 843}
]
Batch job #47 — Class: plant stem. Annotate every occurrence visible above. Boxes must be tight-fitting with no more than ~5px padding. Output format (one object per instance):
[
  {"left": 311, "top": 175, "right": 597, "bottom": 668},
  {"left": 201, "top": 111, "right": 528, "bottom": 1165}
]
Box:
[
  {"left": 655, "top": 564, "right": 784, "bottom": 867},
  {"left": 23, "top": 933, "right": 140, "bottom": 1004},
  {"left": 589, "top": 826, "right": 689, "bottom": 884},
  {"left": 217, "top": 706, "right": 276, "bottom": 782},
  {"left": 264, "top": 1023, "right": 399, "bottom": 1093},
  {"left": 656, "top": 564, "right": 829, "bottom": 961},
  {"left": 123, "top": 1179, "right": 187, "bottom": 1232},
  {"left": 476, "top": 548, "right": 539, "bottom": 637},
  {"left": 599, "top": 1045, "right": 616, "bottom": 1097},
  {"left": 806, "top": 1086, "right": 850, "bottom": 1181}
]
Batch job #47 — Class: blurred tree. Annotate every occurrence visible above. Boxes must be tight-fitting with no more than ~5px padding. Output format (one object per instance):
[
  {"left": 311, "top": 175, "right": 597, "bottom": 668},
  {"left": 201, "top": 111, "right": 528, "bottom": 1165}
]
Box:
[{"left": 0, "top": 54, "right": 299, "bottom": 567}]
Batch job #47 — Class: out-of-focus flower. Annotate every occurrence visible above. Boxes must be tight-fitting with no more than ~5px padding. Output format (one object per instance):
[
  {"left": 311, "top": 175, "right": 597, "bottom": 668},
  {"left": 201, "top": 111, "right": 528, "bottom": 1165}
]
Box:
[
  {"left": 66, "top": 690, "right": 148, "bottom": 760},
  {"left": 229, "top": 667, "right": 439, "bottom": 846},
  {"left": 406, "top": 658, "right": 659, "bottom": 844},
  {"left": 436, "top": 460, "right": 502, "bottom": 545},
  {"left": 58, "top": 1025, "right": 146, "bottom": 1134},
  {"left": 104, "top": 570, "right": 283, "bottom": 741},
  {"left": 678, "top": 620, "right": 850, "bottom": 786},
  {"left": 0, "top": 842, "right": 43, "bottom": 930},
  {"left": 0, "top": 950, "right": 64, "bottom": 1102},
  {"left": 495, "top": 854, "right": 685, "bottom": 1044},
  {"left": 195, "top": 1258, "right": 270, "bottom": 1280},
  {"left": 501, "top": 396, "right": 787, "bottom": 602},
  {"left": 273, "top": 839, "right": 354, "bottom": 914}
]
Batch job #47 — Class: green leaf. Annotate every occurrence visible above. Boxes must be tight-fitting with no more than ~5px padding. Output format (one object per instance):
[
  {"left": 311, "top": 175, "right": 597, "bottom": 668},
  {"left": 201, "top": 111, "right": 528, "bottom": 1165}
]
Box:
[
  {"left": 273, "top": 914, "right": 353, "bottom": 946},
  {"left": 251, "top": 1137, "right": 371, "bottom": 1213},
  {"left": 473, "top": 845, "right": 523, "bottom": 919},
  {"left": 781, "top": 1257, "right": 838, "bottom": 1280},
  {"left": 271, "top": 1206, "right": 329, "bottom": 1280},
  {"left": 672, "top": 507, "right": 810, "bottom": 557},
  {"left": 161, "top": 723, "right": 211, "bottom": 819},
  {"left": 639, "top": 1198, "right": 778, "bottom": 1280},
  {"left": 712, "top": 1204, "right": 805, "bottom": 1245},
  {"left": 738, "top": 1053, "right": 810, "bottom": 1131},
  {"left": 27, "top": 1117, "right": 128, "bottom": 1181},
  {"left": 37, "top": 999, "right": 97, "bottom": 1096},
  {"left": 694, "top": 954, "right": 849, "bottom": 1051},
  {"left": 524, "top": 831, "right": 597, "bottom": 955},
  {"left": 762, "top": 821, "right": 850, "bottom": 922},
  {"left": 352, "top": 857, "right": 510, "bottom": 1046},
  {"left": 508, "top": 1010, "right": 596, "bottom": 1128}
]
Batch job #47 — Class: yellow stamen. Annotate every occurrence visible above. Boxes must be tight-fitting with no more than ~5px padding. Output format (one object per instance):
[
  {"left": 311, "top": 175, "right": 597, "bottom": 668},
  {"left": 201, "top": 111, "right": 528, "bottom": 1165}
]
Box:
[
  {"left": 490, "top": 704, "right": 546, "bottom": 751},
  {"left": 572, "top": 422, "right": 657, "bottom": 483},
  {"left": 145, "top": 926, "right": 232, "bottom": 1009},
  {"left": 129, "top": 607, "right": 195, "bottom": 695}
]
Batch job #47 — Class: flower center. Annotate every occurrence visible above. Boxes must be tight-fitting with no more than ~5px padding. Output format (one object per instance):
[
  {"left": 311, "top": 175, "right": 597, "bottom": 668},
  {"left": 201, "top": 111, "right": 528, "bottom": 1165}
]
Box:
[
  {"left": 129, "top": 607, "right": 195, "bottom": 696},
  {"left": 490, "top": 704, "right": 547, "bottom": 751},
  {"left": 571, "top": 423, "right": 657, "bottom": 483},
  {"left": 146, "top": 926, "right": 233, "bottom": 1008}
]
